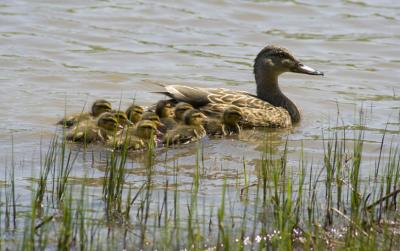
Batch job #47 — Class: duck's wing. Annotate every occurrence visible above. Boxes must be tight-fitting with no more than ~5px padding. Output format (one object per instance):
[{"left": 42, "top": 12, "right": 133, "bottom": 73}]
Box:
[
  {"left": 160, "top": 85, "right": 275, "bottom": 110},
  {"left": 200, "top": 103, "right": 291, "bottom": 128},
  {"left": 157, "top": 85, "right": 211, "bottom": 107},
  {"left": 159, "top": 85, "right": 292, "bottom": 127}
]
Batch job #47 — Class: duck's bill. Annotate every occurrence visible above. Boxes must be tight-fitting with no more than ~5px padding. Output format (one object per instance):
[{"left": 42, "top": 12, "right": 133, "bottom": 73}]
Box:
[{"left": 292, "top": 63, "right": 324, "bottom": 76}]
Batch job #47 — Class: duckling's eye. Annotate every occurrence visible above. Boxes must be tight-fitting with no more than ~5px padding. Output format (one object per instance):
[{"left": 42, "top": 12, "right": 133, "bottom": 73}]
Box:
[{"left": 105, "top": 120, "right": 116, "bottom": 126}]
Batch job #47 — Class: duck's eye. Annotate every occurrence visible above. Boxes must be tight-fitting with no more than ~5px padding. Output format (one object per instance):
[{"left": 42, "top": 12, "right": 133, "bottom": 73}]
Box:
[
  {"left": 282, "top": 59, "right": 293, "bottom": 66},
  {"left": 98, "top": 105, "right": 111, "bottom": 110}
]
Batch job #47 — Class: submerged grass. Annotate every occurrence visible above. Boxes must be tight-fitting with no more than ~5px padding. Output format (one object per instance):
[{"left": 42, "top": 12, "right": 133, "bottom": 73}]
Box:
[{"left": 0, "top": 111, "right": 400, "bottom": 250}]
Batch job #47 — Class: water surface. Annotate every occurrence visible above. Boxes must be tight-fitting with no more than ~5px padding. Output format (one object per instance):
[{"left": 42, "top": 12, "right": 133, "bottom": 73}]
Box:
[{"left": 0, "top": 0, "right": 399, "bottom": 247}]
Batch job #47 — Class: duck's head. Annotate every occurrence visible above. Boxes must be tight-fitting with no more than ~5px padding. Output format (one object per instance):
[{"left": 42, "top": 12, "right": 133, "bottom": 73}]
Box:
[
  {"left": 142, "top": 112, "right": 164, "bottom": 129},
  {"left": 135, "top": 120, "right": 158, "bottom": 140},
  {"left": 97, "top": 112, "right": 122, "bottom": 131},
  {"left": 174, "top": 102, "right": 194, "bottom": 122},
  {"left": 125, "top": 104, "right": 144, "bottom": 124},
  {"left": 223, "top": 106, "right": 243, "bottom": 126},
  {"left": 111, "top": 110, "right": 133, "bottom": 127},
  {"left": 155, "top": 100, "right": 174, "bottom": 118},
  {"left": 183, "top": 109, "right": 207, "bottom": 126},
  {"left": 254, "top": 45, "right": 324, "bottom": 78},
  {"left": 91, "top": 99, "right": 112, "bottom": 117}
]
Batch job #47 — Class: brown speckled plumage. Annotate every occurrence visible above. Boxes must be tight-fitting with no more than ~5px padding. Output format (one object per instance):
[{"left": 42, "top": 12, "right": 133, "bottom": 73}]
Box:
[{"left": 155, "top": 45, "right": 323, "bottom": 128}]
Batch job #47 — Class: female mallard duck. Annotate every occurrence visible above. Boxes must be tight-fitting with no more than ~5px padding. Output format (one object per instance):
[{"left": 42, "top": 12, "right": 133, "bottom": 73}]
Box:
[
  {"left": 173, "top": 102, "right": 193, "bottom": 123},
  {"left": 163, "top": 109, "right": 207, "bottom": 145},
  {"left": 205, "top": 106, "right": 243, "bottom": 136},
  {"left": 58, "top": 99, "right": 112, "bottom": 128},
  {"left": 66, "top": 112, "right": 123, "bottom": 144},
  {"left": 155, "top": 100, "right": 177, "bottom": 132},
  {"left": 125, "top": 104, "right": 144, "bottom": 124},
  {"left": 110, "top": 120, "right": 159, "bottom": 150},
  {"left": 156, "top": 45, "right": 323, "bottom": 128}
]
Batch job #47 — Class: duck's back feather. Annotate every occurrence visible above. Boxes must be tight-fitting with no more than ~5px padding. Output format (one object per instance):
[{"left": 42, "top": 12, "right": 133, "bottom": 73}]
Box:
[
  {"left": 163, "top": 85, "right": 273, "bottom": 109},
  {"left": 161, "top": 85, "right": 292, "bottom": 128},
  {"left": 200, "top": 103, "right": 291, "bottom": 128},
  {"left": 163, "top": 85, "right": 210, "bottom": 107}
]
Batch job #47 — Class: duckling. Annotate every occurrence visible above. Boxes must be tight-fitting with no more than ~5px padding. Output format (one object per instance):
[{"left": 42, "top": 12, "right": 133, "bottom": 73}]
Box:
[
  {"left": 205, "top": 106, "right": 243, "bottom": 136},
  {"left": 125, "top": 104, "right": 144, "bottom": 124},
  {"left": 155, "top": 100, "right": 177, "bottom": 132},
  {"left": 58, "top": 99, "right": 112, "bottom": 128},
  {"left": 163, "top": 109, "right": 207, "bottom": 145},
  {"left": 110, "top": 110, "right": 133, "bottom": 127},
  {"left": 110, "top": 120, "right": 159, "bottom": 151},
  {"left": 66, "top": 112, "right": 122, "bottom": 144},
  {"left": 141, "top": 111, "right": 165, "bottom": 130},
  {"left": 174, "top": 102, "right": 193, "bottom": 123}
]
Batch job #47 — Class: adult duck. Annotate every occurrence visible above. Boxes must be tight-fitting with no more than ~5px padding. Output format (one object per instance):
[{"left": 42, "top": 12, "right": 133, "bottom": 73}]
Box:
[{"left": 156, "top": 45, "right": 323, "bottom": 128}]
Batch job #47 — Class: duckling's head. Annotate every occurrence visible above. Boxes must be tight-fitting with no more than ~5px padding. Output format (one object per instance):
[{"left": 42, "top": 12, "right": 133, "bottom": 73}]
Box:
[
  {"left": 97, "top": 112, "right": 122, "bottom": 131},
  {"left": 223, "top": 106, "right": 243, "bottom": 126},
  {"left": 125, "top": 104, "right": 144, "bottom": 124},
  {"left": 135, "top": 120, "right": 158, "bottom": 140},
  {"left": 111, "top": 110, "right": 133, "bottom": 127},
  {"left": 254, "top": 45, "right": 324, "bottom": 78},
  {"left": 91, "top": 99, "right": 112, "bottom": 117},
  {"left": 183, "top": 109, "right": 207, "bottom": 126},
  {"left": 155, "top": 100, "right": 175, "bottom": 118},
  {"left": 142, "top": 112, "right": 164, "bottom": 129},
  {"left": 174, "top": 102, "right": 194, "bottom": 122}
]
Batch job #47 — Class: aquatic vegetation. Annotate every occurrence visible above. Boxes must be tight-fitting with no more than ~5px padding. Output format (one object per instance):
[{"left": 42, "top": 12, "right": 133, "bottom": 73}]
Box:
[{"left": 1, "top": 112, "right": 400, "bottom": 250}]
